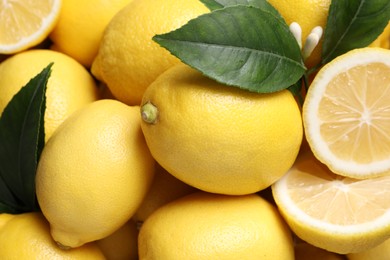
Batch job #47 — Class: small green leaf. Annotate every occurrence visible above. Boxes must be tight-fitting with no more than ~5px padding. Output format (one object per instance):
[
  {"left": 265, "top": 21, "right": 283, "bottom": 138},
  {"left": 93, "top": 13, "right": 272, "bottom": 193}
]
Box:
[
  {"left": 0, "top": 63, "right": 52, "bottom": 213},
  {"left": 200, "top": 0, "right": 281, "bottom": 16},
  {"left": 322, "top": 0, "right": 390, "bottom": 64},
  {"left": 154, "top": 5, "right": 305, "bottom": 93}
]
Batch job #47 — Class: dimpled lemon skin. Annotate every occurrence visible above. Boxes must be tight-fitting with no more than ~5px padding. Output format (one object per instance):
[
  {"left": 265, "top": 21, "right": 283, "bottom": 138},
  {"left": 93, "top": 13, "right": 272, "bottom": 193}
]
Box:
[
  {"left": 91, "top": 0, "right": 209, "bottom": 105},
  {"left": 0, "top": 49, "right": 99, "bottom": 142},
  {"left": 138, "top": 191, "right": 294, "bottom": 260},
  {"left": 49, "top": 0, "right": 133, "bottom": 67},
  {"left": 0, "top": 212, "right": 105, "bottom": 260},
  {"left": 140, "top": 65, "right": 303, "bottom": 195},
  {"left": 36, "top": 99, "right": 155, "bottom": 248}
]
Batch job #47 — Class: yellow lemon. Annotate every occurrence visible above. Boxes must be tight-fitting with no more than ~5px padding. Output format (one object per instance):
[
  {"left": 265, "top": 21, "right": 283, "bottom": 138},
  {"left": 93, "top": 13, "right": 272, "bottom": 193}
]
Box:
[
  {"left": 49, "top": 0, "right": 132, "bottom": 67},
  {"left": 138, "top": 191, "right": 294, "bottom": 259},
  {"left": 347, "top": 237, "right": 390, "bottom": 260},
  {"left": 0, "top": 212, "right": 105, "bottom": 259},
  {"left": 0, "top": 214, "right": 14, "bottom": 230},
  {"left": 36, "top": 99, "right": 155, "bottom": 248},
  {"left": 267, "top": 0, "right": 331, "bottom": 68},
  {"left": 140, "top": 64, "right": 303, "bottom": 195},
  {"left": 0, "top": 0, "right": 61, "bottom": 54},
  {"left": 272, "top": 150, "right": 390, "bottom": 254},
  {"left": 370, "top": 21, "right": 390, "bottom": 49},
  {"left": 303, "top": 47, "right": 390, "bottom": 178},
  {"left": 91, "top": 0, "right": 209, "bottom": 105},
  {"left": 0, "top": 49, "right": 99, "bottom": 142},
  {"left": 97, "top": 219, "right": 139, "bottom": 260},
  {"left": 132, "top": 163, "right": 198, "bottom": 224}
]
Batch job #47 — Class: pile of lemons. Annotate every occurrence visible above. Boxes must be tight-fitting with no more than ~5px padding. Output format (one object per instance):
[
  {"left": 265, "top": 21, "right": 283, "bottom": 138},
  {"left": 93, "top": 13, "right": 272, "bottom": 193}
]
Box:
[{"left": 0, "top": 0, "right": 390, "bottom": 259}]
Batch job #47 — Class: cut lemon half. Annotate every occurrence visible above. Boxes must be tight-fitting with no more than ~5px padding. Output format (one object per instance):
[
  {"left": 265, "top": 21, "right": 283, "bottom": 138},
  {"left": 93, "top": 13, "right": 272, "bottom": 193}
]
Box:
[
  {"left": 272, "top": 151, "right": 390, "bottom": 254},
  {"left": 0, "top": 0, "right": 62, "bottom": 54},
  {"left": 303, "top": 47, "right": 390, "bottom": 179}
]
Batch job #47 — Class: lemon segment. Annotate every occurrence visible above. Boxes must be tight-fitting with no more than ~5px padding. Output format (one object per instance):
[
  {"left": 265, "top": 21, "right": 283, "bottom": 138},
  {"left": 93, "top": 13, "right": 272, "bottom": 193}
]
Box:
[
  {"left": 0, "top": 0, "right": 61, "bottom": 54},
  {"left": 303, "top": 47, "right": 390, "bottom": 178},
  {"left": 272, "top": 151, "right": 390, "bottom": 254}
]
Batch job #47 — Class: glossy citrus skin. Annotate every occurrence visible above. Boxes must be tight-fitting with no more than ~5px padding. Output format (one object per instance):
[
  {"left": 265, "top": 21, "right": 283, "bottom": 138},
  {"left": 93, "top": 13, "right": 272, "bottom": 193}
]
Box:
[
  {"left": 139, "top": 191, "right": 294, "bottom": 260},
  {"left": 0, "top": 49, "right": 99, "bottom": 142},
  {"left": 36, "top": 99, "right": 155, "bottom": 248},
  {"left": 49, "top": 0, "right": 133, "bottom": 67},
  {"left": 91, "top": 0, "right": 209, "bottom": 105},
  {"left": 140, "top": 64, "right": 303, "bottom": 195},
  {"left": 0, "top": 212, "right": 105, "bottom": 259}
]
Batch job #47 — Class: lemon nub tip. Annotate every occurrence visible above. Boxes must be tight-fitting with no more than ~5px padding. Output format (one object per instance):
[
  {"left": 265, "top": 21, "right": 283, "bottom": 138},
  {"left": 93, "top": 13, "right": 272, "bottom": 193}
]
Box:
[
  {"left": 141, "top": 101, "right": 158, "bottom": 124},
  {"left": 56, "top": 241, "right": 72, "bottom": 250}
]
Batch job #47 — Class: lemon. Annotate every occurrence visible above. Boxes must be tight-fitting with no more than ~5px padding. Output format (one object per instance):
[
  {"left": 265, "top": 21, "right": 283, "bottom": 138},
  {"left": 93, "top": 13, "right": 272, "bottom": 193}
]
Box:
[
  {"left": 303, "top": 47, "right": 390, "bottom": 179},
  {"left": 91, "top": 0, "right": 209, "bottom": 105},
  {"left": 140, "top": 64, "right": 303, "bottom": 195},
  {"left": 347, "top": 237, "right": 390, "bottom": 260},
  {"left": 272, "top": 150, "right": 390, "bottom": 254},
  {"left": 138, "top": 191, "right": 294, "bottom": 259},
  {"left": 36, "top": 99, "right": 155, "bottom": 248},
  {"left": 49, "top": 0, "right": 132, "bottom": 67},
  {"left": 0, "top": 49, "right": 99, "bottom": 142},
  {"left": 267, "top": 0, "right": 331, "bottom": 68},
  {"left": 370, "top": 21, "right": 390, "bottom": 49},
  {"left": 132, "top": 163, "right": 198, "bottom": 224},
  {"left": 0, "top": 214, "right": 14, "bottom": 230},
  {"left": 295, "top": 242, "right": 346, "bottom": 260},
  {"left": 0, "top": 212, "right": 105, "bottom": 259},
  {"left": 0, "top": 0, "right": 61, "bottom": 54},
  {"left": 97, "top": 219, "right": 139, "bottom": 260}
]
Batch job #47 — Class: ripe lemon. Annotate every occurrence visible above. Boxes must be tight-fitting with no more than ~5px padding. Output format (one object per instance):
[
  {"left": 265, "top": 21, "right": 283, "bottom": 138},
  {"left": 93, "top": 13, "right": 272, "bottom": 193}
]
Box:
[
  {"left": 0, "top": 0, "right": 61, "bottom": 54},
  {"left": 303, "top": 47, "right": 390, "bottom": 179},
  {"left": 91, "top": 0, "right": 209, "bottom": 105},
  {"left": 49, "top": 0, "right": 132, "bottom": 67},
  {"left": 267, "top": 0, "right": 331, "bottom": 68},
  {"left": 36, "top": 99, "right": 155, "bottom": 248},
  {"left": 347, "top": 237, "right": 390, "bottom": 260},
  {"left": 272, "top": 150, "right": 390, "bottom": 254},
  {"left": 0, "top": 49, "right": 99, "bottom": 142},
  {"left": 97, "top": 219, "right": 139, "bottom": 260},
  {"left": 370, "top": 21, "right": 390, "bottom": 49},
  {"left": 132, "top": 163, "right": 198, "bottom": 224},
  {"left": 140, "top": 64, "right": 303, "bottom": 195},
  {"left": 0, "top": 212, "right": 105, "bottom": 259},
  {"left": 0, "top": 214, "right": 14, "bottom": 230},
  {"left": 138, "top": 191, "right": 294, "bottom": 259}
]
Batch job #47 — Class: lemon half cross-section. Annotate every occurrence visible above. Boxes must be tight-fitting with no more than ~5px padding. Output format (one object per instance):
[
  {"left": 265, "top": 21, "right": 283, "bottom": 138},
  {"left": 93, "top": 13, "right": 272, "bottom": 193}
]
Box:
[
  {"left": 272, "top": 151, "right": 390, "bottom": 254},
  {"left": 303, "top": 47, "right": 390, "bottom": 179},
  {"left": 0, "top": 0, "right": 62, "bottom": 54}
]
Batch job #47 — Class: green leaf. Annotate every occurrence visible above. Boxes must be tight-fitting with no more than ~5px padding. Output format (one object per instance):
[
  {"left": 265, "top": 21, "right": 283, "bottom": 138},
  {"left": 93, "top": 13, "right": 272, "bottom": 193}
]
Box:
[
  {"left": 153, "top": 5, "right": 305, "bottom": 93},
  {"left": 0, "top": 63, "right": 52, "bottom": 213},
  {"left": 322, "top": 0, "right": 390, "bottom": 64},
  {"left": 200, "top": 0, "right": 281, "bottom": 16}
]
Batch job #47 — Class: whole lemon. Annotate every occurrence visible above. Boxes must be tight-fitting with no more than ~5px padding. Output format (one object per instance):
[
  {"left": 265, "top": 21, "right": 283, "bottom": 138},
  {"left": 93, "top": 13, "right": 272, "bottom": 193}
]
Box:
[
  {"left": 140, "top": 65, "right": 303, "bottom": 195},
  {"left": 36, "top": 99, "right": 155, "bottom": 248},
  {"left": 0, "top": 49, "right": 99, "bottom": 142},
  {"left": 91, "top": 0, "right": 209, "bottom": 105},
  {"left": 267, "top": 0, "right": 331, "bottom": 68},
  {"left": 49, "top": 0, "right": 133, "bottom": 67},
  {"left": 370, "top": 21, "right": 390, "bottom": 49},
  {"left": 138, "top": 191, "right": 294, "bottom": 259},
  {"left": 0, "top": 212, "right": 105, "bottom": 259}
]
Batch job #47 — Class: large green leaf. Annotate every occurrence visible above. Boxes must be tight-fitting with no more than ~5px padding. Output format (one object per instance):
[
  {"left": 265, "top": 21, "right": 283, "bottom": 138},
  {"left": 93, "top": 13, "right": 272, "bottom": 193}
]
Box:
[
  {"left": 154, "top": 5, "right": 305, "bottom": 93},
  {"left": 200, "top": 0, "right": 281, "bottom": 16},
  {"left": 322, "top": 0, "right": 390, "bottom": 64},
  {"left": 0, "top": 63, "right": 52, "bottom": 213}
]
